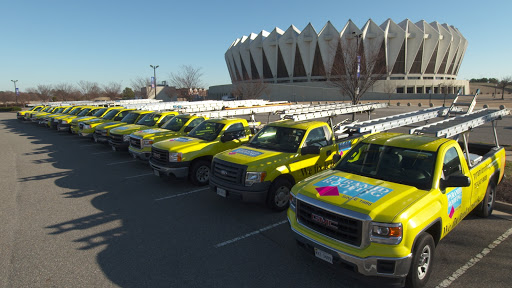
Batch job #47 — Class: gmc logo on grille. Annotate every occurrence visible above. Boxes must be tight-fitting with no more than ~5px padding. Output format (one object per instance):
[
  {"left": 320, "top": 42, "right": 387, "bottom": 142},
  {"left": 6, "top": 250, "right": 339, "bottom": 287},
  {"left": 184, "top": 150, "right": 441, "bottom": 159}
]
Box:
[
  {"left": 153, "top": 153, "right": 160, "bottom": 159},
  {"left": 311, "top": 213, "right": 338, "bottom": 229}
]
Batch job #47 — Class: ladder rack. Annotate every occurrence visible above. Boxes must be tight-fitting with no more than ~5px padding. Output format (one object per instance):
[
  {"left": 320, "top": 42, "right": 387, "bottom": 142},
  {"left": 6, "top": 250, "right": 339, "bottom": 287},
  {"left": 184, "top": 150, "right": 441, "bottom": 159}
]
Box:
[
  {"left": 280, "top": 103, "right": 387, "bottom": 121},
  {"left": 341, "top": 106, "right": 449, "bottom": 134},
  {"left": 410, "top": 108, "right": 510, "bottom": 138},
  {"left": 193, "top": 104, "right": 307, "bottom": 119},
  {"left": 446, "top": 89, "right": 479, "bottom": 117}
]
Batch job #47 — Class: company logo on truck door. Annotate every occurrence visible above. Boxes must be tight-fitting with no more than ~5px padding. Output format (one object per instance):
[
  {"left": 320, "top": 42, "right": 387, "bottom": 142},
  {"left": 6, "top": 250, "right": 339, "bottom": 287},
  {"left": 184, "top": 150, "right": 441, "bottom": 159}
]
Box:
[
  {"left": 169, "top": 137, "right": 192, "bottom": 142},
  {"left": 228, "top": 148, "right": 263, "bottom": 157},
  {"left": 337, "top": 140, "right": 352, "bottom": 155},
  {"left": 314, "top": 176, "right": 393, "bottom": 205},
  {"left": 447, "top": 187, "right": 462, "bottom": 218}
]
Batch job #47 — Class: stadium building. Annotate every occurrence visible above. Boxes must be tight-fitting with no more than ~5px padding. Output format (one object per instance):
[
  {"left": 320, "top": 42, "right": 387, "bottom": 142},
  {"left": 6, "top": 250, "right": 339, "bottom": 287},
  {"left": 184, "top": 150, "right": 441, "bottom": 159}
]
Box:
[{"left": 209, "top": 19, "right": 470, "bottom": 101}]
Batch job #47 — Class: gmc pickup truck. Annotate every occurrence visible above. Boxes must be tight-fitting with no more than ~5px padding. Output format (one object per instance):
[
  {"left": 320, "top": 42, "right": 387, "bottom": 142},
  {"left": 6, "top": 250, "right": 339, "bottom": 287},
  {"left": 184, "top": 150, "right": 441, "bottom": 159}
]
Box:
[{"left": 287, "top": 108, "right": 509, "bottom": 288}]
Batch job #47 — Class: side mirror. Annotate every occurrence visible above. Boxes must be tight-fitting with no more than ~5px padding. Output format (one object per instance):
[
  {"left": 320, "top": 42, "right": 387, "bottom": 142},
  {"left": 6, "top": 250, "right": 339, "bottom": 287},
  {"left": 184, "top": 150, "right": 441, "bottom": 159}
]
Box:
[
  {"left": 301, "top": 146, "right": 321, "bottom": 155},
  {"left": 114, "top": 116, "right": 123, "bottom": 121},
  {"left": 440, "top": 174, "right": 471, "bottom": 191},
  {"left": 157, "top": 122, "right": 164, "bottom": 128},
  {"left": 221, "top": 133, "right": 234, "bottom": 143},
  {"left": 332, "top": 153, "right": 342, "bottom": 164},
  {"left": 184, "top": 126, "right": 194, "bottom": 133}
]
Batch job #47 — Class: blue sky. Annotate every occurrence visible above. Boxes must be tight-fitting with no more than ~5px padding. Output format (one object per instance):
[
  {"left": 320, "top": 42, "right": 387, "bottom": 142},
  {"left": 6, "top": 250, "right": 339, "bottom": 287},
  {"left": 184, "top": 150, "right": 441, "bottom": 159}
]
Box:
[{"left": 1, "top": 0, "right": 510, "bottom": 92}]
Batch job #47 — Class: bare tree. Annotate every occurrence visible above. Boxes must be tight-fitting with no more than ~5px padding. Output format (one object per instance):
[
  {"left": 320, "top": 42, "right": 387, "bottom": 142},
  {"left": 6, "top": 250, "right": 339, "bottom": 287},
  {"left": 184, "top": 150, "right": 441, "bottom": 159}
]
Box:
[
  {"left": 231, "top": 80, "right": 270, "bottom": 100},
  {"left": 77, "top": 81, "right": 101, "bottom": 100},
  {"left": 130, "top": 76, "right": 151, "bottom": 99},
  {"left": 169, "top": 65, "right": 205, "bottom": 93},
  {"left": 328, "top": 35, "right": 386, "bottom": 105},
  {"left": 498, "top": 76, "right": 512, "bottom": 100},
  {"left": 382, "top": 81, "right": 396, "bottom": 106},
  {"left": 103, "top": 82, "right": 122, "bottom": 100},
  {"left": 33, "top": 84, "right": 53, "bottom": 102},
  {"left": 53, "top": 83, "right": 79, "bottom": 101},
  {"left": 0, "top": 91, "right": 15, "bottom": 106}
]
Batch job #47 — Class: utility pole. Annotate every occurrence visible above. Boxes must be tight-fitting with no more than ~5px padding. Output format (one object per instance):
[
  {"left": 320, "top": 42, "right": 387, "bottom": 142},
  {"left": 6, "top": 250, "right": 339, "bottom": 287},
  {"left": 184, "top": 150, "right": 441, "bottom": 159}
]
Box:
[
  {"left": 11, "top": 80, "right": 18, "bottom": 105},
  {"left": 150, "top": 65, "right": 159, "bottom": 99}
]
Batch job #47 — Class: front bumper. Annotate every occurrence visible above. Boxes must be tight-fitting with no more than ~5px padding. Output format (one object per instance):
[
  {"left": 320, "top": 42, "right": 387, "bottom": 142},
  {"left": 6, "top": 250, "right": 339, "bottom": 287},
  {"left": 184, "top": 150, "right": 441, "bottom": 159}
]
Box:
[
  {"left": 149, "top": 159, "right": 190, "bottom": 178},
  {"left": 57, "top": 123, "right": 70, "bottom": 132},
  {"left": 129, "top": 147, "right": 151, "bottom": 161},
  {"left": 288, "top": 215, "right": 412, "bottom": 278},
  {"left": 109, "top": 139, "right": 129, "bottom": 150},
  {"left": 93, "top": 133, "right": 109, "bottom": 143},
  {"left": 209, "top": 176, "right": 271, "bottom": 202}
]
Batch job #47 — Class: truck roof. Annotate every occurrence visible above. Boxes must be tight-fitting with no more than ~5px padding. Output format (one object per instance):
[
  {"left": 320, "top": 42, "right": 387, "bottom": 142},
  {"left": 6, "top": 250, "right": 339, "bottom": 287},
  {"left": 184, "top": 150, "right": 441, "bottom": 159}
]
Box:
[
  {"left": 362, "top": 132, "right": 451, "bottom": 151},
  {"left": 268, "top": 119, "right": 326, "bottom": 130},
  {"left": 206, "top": 118, "right": 248, "bottom": 125}
]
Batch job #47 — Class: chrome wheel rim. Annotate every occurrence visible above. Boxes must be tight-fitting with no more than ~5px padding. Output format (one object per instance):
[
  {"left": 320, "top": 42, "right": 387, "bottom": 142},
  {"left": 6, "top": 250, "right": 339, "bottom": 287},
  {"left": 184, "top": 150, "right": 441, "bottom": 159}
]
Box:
[
  {"left": 417, "top": 245, "right": 431, "bottom": 280},
  {"left": 274, "top": 186, "right": 290, "bottom": 207}
]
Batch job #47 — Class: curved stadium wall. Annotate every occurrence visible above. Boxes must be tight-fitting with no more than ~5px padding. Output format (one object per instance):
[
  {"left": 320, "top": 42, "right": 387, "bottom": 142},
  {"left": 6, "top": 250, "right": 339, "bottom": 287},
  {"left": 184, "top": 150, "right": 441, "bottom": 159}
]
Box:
[{"left": 219, "top": 19, "right": 469, "bottom": 100}]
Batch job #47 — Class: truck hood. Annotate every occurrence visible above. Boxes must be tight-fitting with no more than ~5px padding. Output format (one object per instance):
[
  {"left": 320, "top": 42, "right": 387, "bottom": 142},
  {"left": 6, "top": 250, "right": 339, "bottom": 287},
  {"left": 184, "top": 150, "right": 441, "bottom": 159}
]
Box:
[
  {"left": 82, "top": 118, "right": 106, "bottom": 124},
  {"left": 73, "top": 116, "right": 97, "bottom": 123},
  {"left": 132, "top": 128, "right": 171, "bottom": 138},
  {"left": 294, "top": 169, "right": 429, "bottom": 222},
  {"left": 152, "top": 136, "right": 214, "bottom": 154},
  {"left": 215, "top": 146, "right": 294, "bottom": 170},
  {"left": 96, "top": 121, "right": 125, "bottom": 130},
  {"left": 110, "top": 124, "right": 148, "bottom": 135}
]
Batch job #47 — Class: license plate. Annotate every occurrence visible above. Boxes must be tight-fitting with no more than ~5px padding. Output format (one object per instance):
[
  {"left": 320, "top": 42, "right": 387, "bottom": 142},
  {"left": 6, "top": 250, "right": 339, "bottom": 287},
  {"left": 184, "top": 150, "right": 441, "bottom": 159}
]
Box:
[
  {"left": 132, "top": 154, "right": 137, "bottom": 159},
  {"left": 154, "top": 170, "right": 160, "bottom": 177},
  {"left": 217, "top": 187, "right": 227, "bottom": 197},
  {"left": 314, "top": 248, "right": 333, "bottom": 264}
]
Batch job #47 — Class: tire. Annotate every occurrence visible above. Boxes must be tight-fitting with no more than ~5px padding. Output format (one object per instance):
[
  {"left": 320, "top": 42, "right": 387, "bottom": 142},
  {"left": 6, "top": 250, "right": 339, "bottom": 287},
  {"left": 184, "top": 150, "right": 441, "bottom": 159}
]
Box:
[
  {"left": 406, "top": 233, "right": 435, "bottom": 288},
  {"left": 189, "top": 159, "right": 210, "bottom": 186},
  {"left": 476, "top": 181, "right": 496, "bottom": 218},
  {"left": 267, "top": 178, "right": 292, "bottom": 211}
]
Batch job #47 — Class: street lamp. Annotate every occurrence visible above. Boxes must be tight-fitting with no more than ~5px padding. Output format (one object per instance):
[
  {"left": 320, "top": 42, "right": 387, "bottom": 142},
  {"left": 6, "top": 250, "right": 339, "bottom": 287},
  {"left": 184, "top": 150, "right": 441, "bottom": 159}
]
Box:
[
  {"left": 11, "top": 80, "right": 18, "bottom": 105},
  {"left": 150, "top": 65, "right": 159, "bottom": 99}
]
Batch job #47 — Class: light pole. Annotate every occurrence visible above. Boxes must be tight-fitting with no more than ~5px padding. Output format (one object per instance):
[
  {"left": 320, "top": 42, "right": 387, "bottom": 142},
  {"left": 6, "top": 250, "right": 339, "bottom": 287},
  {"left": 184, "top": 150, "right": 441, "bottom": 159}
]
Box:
[
  {"left": 150, "top": 65, "right": 159, "bottom": 99},
  {"left": 11, "top": 80, "right": 18, "bottom": 105}
]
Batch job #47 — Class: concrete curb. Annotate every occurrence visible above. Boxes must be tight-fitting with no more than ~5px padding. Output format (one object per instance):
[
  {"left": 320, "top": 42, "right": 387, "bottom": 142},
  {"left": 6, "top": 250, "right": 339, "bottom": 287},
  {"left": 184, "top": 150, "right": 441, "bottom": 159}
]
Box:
[{"left": 496, "top": 201, "right": 512, "bottom": 215}]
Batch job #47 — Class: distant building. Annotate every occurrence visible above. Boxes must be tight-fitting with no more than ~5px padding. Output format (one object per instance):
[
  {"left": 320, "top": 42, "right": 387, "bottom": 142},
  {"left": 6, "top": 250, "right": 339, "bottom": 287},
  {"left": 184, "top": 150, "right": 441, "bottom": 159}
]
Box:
[
  {"left": 143, "top": 85, "right": 208, "bottom": 101},
  {"left": 209, "top": 19, "right": 470, "bottom": 101}
]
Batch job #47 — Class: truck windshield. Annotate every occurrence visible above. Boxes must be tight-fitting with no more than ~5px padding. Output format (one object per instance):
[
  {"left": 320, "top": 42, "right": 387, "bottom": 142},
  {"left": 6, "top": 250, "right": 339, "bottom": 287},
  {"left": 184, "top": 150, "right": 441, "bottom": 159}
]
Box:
[
  {"left": 93, "top": 108, "right": 107, "bottom": 117},
  {"left": 136, "top": 113, "right": 159, "bottom": 126},
  {"left": 69, "top": 108, "right": 83, "bottom": 115},
  {"left": 77, "top": 108, "right": 92, "bottom": 116},
  {"left": 188, "top": 121, "right": 225, "bottom": 141},
  {"left": 161, "top": 116, "right": 186, "bottom": 132},
  {"left": 101, "top": 109, "right": 120, "bottom": 120},
  {"left": 121, "top": 113, "right": 139, "bottom": 124},
  {"left": 248, "top": 125, "right": 306, "bottom": 153},
  {"left": 334, "top": 142, "right": 436, "bottom": 190}
]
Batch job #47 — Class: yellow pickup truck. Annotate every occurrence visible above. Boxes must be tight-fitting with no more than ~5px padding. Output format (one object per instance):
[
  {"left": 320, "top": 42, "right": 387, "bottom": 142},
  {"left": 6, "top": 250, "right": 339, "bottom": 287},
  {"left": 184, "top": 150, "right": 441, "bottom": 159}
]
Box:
[
  {"left": 149, "top": 118, "right": 257, "bottom": 185},
  {"left": 128, "top": 114, "right": 207, "bottom": 160},
  {"left": 17, "top": 105, "right": 45, "bottom": 120},
  {"left": 77, "top": 108, "right": 134, "bottom": 138},
  {"left": 210, "top": 120, "right": 362, "bottom": 211},
  {"left": 288, "top": 125, "right": 507, "bottom": 287},
  {"left": 57, "top": 106, "right": 102, "bottom": 132},
  {"left": 108, "top": 111, "right": 178, "bottom": 151},
  {"left": 70, "top": 106, "right": 121, "bottom": 134},
  {"left": 93, "top": 110, "right": 152, "bottom": 143}
]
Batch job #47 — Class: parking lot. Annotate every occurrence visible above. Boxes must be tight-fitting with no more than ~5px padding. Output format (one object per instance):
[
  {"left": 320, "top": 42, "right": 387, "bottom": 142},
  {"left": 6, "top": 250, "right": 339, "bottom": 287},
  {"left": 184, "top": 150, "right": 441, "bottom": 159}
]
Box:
[{"left": 1, "top": 107, "right": 512, "bottom": 288}]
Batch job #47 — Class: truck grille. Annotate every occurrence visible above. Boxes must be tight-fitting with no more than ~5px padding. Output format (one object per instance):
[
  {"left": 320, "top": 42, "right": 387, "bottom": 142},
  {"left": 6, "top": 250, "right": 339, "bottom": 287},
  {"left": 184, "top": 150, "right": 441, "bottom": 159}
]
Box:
[
  {"left": 130, "top": 136, "right": 142, "bottom": 149},
  {"left": 297, "top": 200, "right": 362, "bottom": 247},
  {"left": 151, "top": 147, "right": 169, "bottom": 166},
  {"left": 212, "top": 159, "right": 246, "bottom": 185},
  {"left": 109, "top": 133, "right": 124, "bottom": 144}
]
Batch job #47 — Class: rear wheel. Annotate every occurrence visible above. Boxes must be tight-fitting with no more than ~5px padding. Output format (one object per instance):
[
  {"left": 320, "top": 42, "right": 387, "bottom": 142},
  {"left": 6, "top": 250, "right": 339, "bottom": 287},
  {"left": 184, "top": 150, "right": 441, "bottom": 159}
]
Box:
[
  {"left": 267, "top": 178, "right": 292, "bottom": 211},
  {"left": 406, "top": 233, "right": 435, "bottom": 288},
  {"left": 476, "top": 181, "right": 496, "bottom": 218},
  {"left": 190, "top": 160, "right": 210, "bottom": 186}
]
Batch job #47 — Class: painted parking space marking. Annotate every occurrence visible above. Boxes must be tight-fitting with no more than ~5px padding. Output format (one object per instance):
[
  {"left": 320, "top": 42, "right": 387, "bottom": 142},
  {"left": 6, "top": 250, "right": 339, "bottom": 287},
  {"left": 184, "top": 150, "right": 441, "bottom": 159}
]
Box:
[
  {"left": 92, "top": 151, "right": 112, "bottom": 155},
  {"left": 123, "top": 173, "right": 154, "bottom": 179},
  {"left": 436, "top": 227, "right": 512, "bottom": 288},
  {"left": 214, "top": 220, "right": 287, "bottom": 248},
  {"left": 107, "top": 160, "right": 136, "bottom": 166},
  {"left": 80, "top": 144, "right": 97, "bottom": 147},
  {"left": 154, "top": 187, "right": 209, "bottom": 201}
]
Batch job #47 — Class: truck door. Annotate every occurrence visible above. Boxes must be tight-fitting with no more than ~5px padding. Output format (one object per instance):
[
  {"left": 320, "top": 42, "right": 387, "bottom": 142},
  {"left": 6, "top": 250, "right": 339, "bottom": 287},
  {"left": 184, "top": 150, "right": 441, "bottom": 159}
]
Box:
[
  {"left": 440, "top": 146, "right": 472, "bottom": 236},
  {"left": 219, "top": 122, "right": 250, "bottom": 150},
  {"left": 289, "top": 126, "right": 334, "bottom": 180}
]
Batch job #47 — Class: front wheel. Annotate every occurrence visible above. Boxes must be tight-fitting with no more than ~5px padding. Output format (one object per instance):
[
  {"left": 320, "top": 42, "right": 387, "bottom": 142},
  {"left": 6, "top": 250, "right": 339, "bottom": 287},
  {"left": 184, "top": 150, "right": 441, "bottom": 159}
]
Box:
[
  {"left": 189, "top": 160, "right": 211, "bottom": 186},
  {"left": 476, "top": 181, "right": 496, "bottom": 218},
  {"left": 267, "top": 178, "right": 292, "bottom": 211},
  {"left": 406, "top": 233, "right": 435, "bottom": 288}
]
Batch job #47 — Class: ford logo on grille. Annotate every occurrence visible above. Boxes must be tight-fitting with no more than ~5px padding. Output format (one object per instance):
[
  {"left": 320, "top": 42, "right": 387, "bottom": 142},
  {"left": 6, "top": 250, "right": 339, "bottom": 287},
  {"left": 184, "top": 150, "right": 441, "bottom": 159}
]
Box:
[
  {"left": 153, "top": 153, "right": 160, "bottom": 159},
  {"left": 220, "top": 170, "right": 228, "bottom": 176},
  {"left": 311, "top": 213, "right": 338, "bottom": 229}
]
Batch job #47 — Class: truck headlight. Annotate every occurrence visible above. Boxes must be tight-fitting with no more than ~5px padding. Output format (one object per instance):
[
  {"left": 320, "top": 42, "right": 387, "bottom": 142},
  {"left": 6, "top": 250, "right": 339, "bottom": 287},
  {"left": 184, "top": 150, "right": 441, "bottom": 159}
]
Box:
[
  {"left": 83, "top": 124, "right": 91, "bottom": 130},
  {"left": 142, "top": 139, "right": 154, "bottom": 147},
  {"left": 370, "top": 222, "right": 402, "bottom": 245},
  {"left": 123, "top": 135, "right": 130, "bottom": 142},
  {"left": 169, "top": 152, "right": 182, "bottom": 162},
  {"left": 289, "top": 192, "right": 297, "bottom": 212},
  {"left": 61, "top": 120, "right": 68, "bottom": 124},
  {"left": 245, "top": 171, "right": 266, "bottom": 186}
]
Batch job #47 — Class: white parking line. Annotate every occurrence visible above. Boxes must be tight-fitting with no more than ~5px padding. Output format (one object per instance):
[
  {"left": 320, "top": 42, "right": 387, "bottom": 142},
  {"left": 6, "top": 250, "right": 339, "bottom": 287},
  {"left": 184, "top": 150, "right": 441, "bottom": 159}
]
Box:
[
  {"left": 154, "top": 187, "right": 209, "bottom": 201},
  {"left": 214, "top": 220, "right": 288, "bottom": 248},
  {"left": 107, "top": 160, "right": 137, "bottom": 166},
  {"left": 92, "top": 151, "right": 112, "bottom": 155},
  {"left": 436, "top": 227, "right": 512, "bottom": 288},
  {"left": 124, "top": 173, "right": 154, "bottom": 179},
  {"left": 80, "top": 144, "right": 97, "bottom": 147}
]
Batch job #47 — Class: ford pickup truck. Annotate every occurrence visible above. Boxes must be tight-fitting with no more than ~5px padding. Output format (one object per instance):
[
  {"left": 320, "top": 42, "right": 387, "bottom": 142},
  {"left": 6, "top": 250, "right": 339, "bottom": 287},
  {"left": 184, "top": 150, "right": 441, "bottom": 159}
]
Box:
[
  {"left": 287, "top": 108, "right": 508, "bottom": 288},
  {"left": 128, "top": 114, "right": 207, "bottom": 160},
  {"left": 211, "top": 120, "right": 363, "bottom": 211},
  {"left": 70, "top": 106, "right": 121, "bottom": 134},
  {"left": 17, "top": 105, "right": 45, "bottom": 120},
  {"left": 77, "top": 108, "right": 134, "bottom": 138},
  {"left": 57, "top": 106, "right": 103, "bottom": 132},
  {"left": 92, "top": 110, "right": 153, "bottom": 143},
  {"left": 149, "top": 118, "right": 257, "bottom": 185}
]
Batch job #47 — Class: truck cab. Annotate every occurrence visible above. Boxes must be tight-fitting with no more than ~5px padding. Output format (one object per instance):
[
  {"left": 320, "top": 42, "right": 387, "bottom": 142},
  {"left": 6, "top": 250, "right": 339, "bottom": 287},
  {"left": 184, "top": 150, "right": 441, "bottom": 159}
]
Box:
[
  {"left": 77, "top": 108, "right": 134, "bottom": 138},
  {"left": 93, "top": 110, "right": 152, "bottom": 143}
]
